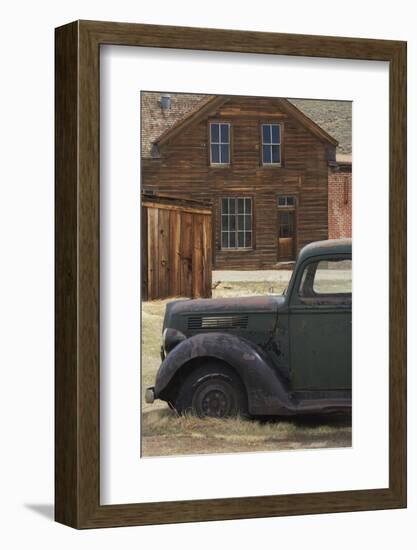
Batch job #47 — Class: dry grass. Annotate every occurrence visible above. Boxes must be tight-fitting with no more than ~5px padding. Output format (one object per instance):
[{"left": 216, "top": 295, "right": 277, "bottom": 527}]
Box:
[
  {"left": 142, "top": 407, "right": 351, "bottom": 457},
  {"left": 141, "top": 299, "right": 170, "bottom": 390},
  {"left": 141, "top": 278, "right": 352, "bottom": 457},
  {"left": 143, "top": 410, "right": 350, "bottom": 439}
]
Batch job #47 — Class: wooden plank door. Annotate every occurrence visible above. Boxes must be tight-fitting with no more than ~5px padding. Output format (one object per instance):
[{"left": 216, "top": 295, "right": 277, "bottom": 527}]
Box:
[
  {"left": 143, "top": 203, "right": 212, "bottom": 300},
  {"left": 169, "top": 210, "right": 181, "bottom": 297},
  {"left": 157, "top": 208, "right": 170, "bottom": 298},
  {"left": 147, "top": 207, "right": 159, "bottom": 299},
  {"left": 180, "top": 212, "right": 193, "bottom": 297},
  {"left": 192, "top": 214, "right": 204, "bottom": 298}
]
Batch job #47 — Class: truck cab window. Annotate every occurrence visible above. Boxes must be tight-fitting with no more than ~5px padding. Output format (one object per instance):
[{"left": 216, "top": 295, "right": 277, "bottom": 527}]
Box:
[{"left": 299, "top": 258, "right": 352, "bottom": 302}]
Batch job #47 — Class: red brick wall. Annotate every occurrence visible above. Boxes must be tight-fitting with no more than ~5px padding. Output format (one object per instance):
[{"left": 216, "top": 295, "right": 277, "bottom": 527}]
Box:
[{"left": 328, "top": 168, "right": 352, "bottom": 239}]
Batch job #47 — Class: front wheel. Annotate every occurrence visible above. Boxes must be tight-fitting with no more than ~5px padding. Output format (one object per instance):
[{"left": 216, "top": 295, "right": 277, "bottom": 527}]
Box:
[{"left": 175, "top": 364, "right": 247, "bottom": 418}]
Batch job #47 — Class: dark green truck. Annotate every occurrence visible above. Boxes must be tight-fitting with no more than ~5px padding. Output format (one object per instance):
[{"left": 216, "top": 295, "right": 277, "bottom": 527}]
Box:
[{"left": 145, "top": 239, "right": 352, "bottom": 418}]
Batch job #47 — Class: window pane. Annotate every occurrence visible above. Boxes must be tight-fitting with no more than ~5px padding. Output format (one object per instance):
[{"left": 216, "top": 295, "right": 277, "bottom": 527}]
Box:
[
  {"left": 221, "top": 215, "right": 229, "bottom": 231},
  {"left": 281, "top": 212, "right": 289, "bottom": 224},
  {"left": 229, "top": 199, "right": 236, "bottom": 214},
  {"left": 278, "top": 195, "right": 296, "bottom": 207},
  {"left": 313, "top": 259, "right": 352, "bottom": 294},
  {"left": 229, "top": 214, "right": 236, "bottom": 231},
  {"left": 272, "top": 145, "right": 280, "bottom": 163},
  {"left": 271, "top": 124, "right": 280, "bottom": 143},
  {"left": 262, "top": 124, "right": 271, "bottom": 144},
  {"left": 279, "top": 212, "right": 294, "bottom": 237},
  {"left": 222, "top": 232, "right": 229, "bottom": 248},
  {"left": 237, "top": 232, "right": 245, "bottom": 248},
  {"left": 211, "top": 144, "right": 220, "bottom": 163},
  {"left": 263, "top": 145, "right": 271, "bottom": 164},
  {"left": 238, "top": 215, "right": 244, "bottom": 230},
  {"left": 299, "top": 263, "right": 315, "bottom": 297},
  {"left": 237, "top": 198, "right": 245, "bottom": 214},
  {"left": 220, "top": 144, "right": 229, "bottom": 164},
  {"left": 245, "top": 214, "right": 252, "bottom": 230},
  {"left": 211, "top": 123, "right": 219, "bottom": 143},
  {"left": 244, "top": 199, "right": 252, "bottom": 213},
  {"left": 245, "top": 232, "right": 252, "bottom": 248},
  {"left": 220, "top": 124, "right": 229, "bottom": 143},
  {"left": 288, "top": 213, "right": 294, "bottom": 236},
  {"left": 229, "top": 232, "right": 236, "bottom": 248},
  {"left": 221, "top": 198, "right": 229, "bottom": 214}
]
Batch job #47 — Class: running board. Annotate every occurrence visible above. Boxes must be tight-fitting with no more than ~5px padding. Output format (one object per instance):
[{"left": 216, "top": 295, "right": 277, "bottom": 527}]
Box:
[{"left": 294, "top": 398, "right": 351, "bottom": 415}]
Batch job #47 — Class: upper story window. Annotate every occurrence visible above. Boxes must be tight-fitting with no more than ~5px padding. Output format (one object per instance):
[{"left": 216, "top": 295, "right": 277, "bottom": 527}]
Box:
[
  {"left": 261, "top": 123, "right": 281, "bottom": 165},
  {"left": 210, "top": 123, "right": 230, "bottom": 165}
]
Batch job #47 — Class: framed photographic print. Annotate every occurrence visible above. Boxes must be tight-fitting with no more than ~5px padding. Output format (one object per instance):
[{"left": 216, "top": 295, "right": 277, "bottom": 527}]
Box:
[{"left": 55, "top": 20, "right": 406, "bottom": 528}]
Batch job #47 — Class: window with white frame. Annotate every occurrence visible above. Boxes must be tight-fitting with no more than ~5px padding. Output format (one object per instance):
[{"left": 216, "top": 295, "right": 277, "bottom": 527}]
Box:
[
  {"left": 261, "top": 123, "right": 281, "bottom": 165},
  {"left": 277, "top": 195, "right": 295, "bottom": 207},
  {"left": 210, "top": 123, "right": 230, "bottom": 165},
  {"left": 221, "top": 197, "right": 252, "bottom": 249}
]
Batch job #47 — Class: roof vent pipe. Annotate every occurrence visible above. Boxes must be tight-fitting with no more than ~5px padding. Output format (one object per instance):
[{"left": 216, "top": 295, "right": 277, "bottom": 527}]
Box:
[{"left": 160, "top": 94, "right": 171, "bottom": 110}]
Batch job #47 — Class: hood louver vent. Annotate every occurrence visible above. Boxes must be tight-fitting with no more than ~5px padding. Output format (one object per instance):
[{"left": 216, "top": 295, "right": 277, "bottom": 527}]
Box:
[{"left": 187, "top": 315, "right": 249, "bottom": 330}]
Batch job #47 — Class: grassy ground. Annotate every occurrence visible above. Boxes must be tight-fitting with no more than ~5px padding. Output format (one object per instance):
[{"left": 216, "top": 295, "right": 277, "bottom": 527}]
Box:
[{"left": 141, "top": 275, "right": 352, "bottom": 457}]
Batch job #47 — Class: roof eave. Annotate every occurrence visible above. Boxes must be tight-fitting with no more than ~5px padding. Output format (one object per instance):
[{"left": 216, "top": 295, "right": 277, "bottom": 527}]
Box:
[
  {"left": 151, "top": 94, "right": 340, "bottom": 153},
  {"left": 154, "top": 95, "right": 229, "bottom": 149},
  {"left": 279, "top": 98, "right": 339, "bottom": 147}
]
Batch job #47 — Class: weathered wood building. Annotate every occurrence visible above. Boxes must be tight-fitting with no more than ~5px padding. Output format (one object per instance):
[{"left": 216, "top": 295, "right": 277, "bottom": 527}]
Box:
[{"left": 141, "top": 93, "right": 345, "bottom": 270}]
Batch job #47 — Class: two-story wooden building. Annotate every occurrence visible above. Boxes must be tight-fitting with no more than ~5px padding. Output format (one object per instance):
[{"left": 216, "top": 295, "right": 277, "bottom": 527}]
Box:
[{"left": 141, "top": 92, "right": 345, "bottom": 270}]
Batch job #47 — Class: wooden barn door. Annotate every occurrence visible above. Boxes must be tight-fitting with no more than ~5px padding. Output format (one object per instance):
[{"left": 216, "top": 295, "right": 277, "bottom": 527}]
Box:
[
  {"left": 277, "top": 195, "right": 296, "bottom": 261},
  {"left": 144, "top": 201, "right": 212, "bottom": 300}
]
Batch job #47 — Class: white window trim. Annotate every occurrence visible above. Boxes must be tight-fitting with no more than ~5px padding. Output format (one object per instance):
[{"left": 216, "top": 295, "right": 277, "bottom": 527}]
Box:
[
  {"left": 209, "top": 122, "right": 231, "bottom": 166},
  {"left": 261, "top": 123, "right": 282, "bottom": 166},
  {"left": 221, "top": 197, "right": 253, "bottom": 250}
]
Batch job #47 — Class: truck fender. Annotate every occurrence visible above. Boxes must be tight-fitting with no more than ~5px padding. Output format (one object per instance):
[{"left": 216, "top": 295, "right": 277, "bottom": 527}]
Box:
[{"left": 154, "top": 332, "right": 294, "bottom": 415}]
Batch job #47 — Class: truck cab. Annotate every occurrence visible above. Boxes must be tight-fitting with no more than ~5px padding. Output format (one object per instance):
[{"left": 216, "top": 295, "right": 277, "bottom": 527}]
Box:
[{"left": 145, "top": 239, "right": 352, "bottom": 418}]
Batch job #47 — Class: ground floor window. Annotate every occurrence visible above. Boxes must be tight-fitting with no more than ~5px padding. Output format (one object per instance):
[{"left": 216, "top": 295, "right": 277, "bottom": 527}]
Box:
[{"left": 221, "top": 197, "right": 253, "bottom": 249}]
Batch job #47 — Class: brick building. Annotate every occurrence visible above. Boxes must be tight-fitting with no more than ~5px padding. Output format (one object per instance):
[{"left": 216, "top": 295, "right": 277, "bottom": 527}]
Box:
[
  {"left": 291, "top": 99, "right": 352, "bottom": 241},
  {"left": 328, "top": 154, "right": 352, "bottom": 240}
]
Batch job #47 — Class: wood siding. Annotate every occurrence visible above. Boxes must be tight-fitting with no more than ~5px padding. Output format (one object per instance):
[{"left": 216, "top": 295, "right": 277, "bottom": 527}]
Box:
[
  {"left": 142, "top": 194, "right": 212, "bottom": 300},
  {"left": 142, "top": 96, "right": 331, "bottom": 270}
]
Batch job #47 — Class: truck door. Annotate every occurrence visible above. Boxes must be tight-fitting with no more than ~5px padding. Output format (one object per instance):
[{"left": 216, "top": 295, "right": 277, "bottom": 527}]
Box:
[{"left": 289, "top": 255, "right": 352, "bottom": 390}]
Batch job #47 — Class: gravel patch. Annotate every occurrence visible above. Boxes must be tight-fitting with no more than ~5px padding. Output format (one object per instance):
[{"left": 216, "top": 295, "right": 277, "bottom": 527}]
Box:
[
  {"left": 213, "top": 270, "right": 293, "bottom": 283},
  {"left": 213, "top": 269, "right": 351, "bottom": 283}
]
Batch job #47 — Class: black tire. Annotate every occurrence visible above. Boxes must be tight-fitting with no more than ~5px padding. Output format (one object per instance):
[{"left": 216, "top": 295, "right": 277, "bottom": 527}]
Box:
[{"left": 174, "top": 363, "right": 247, "bottom": 418}]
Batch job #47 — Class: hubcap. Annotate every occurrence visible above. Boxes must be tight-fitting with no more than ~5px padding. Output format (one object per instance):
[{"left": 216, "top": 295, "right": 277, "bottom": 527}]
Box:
[{"left": 200, "top": 389, "right": 230, "bottom": 417}]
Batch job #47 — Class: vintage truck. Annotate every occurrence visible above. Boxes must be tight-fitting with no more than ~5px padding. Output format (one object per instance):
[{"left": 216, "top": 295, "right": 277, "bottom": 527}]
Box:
[{"left": 145, "top": 239, "right": 352, "bottom": 418}]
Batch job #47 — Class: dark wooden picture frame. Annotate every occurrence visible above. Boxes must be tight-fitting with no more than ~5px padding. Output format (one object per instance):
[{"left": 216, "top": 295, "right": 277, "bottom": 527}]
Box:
[{"left": 55, "top": 20, "right": 407, "bottom": 529}]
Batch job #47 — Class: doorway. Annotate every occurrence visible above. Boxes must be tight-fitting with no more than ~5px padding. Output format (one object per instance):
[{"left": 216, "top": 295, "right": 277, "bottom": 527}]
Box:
[{"left": 277, "top": 195, "right": 296, "bottom": 261}]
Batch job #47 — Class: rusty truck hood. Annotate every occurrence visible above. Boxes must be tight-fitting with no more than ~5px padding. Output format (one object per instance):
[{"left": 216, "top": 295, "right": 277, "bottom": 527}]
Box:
[
  {"left": 165, "top": 294, "right": 286, "bottom": 318},
  {"left": 163, "top": 294, "right": 287, "bottom": 361}
]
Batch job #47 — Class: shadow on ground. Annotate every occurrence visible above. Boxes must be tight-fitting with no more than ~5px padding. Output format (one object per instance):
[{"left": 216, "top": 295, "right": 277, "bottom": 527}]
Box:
[{"left": 24, "top": 503, "right": 54, "bottom": 521}]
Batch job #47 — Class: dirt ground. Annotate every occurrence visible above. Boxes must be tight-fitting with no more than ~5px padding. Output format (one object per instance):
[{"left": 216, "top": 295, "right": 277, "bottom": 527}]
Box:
[{"left": 141, "top": 273, "right": 352, "bottom": 458}]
